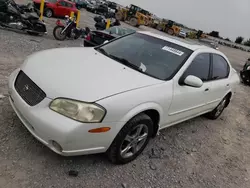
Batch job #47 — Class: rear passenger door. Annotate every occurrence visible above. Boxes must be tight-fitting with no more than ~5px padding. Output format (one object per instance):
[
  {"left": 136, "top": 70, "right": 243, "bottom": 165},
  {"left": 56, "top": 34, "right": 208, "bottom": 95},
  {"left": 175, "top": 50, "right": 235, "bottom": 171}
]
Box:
[{"left": 208, "top": 53, "right": 231, "bottom": 108}]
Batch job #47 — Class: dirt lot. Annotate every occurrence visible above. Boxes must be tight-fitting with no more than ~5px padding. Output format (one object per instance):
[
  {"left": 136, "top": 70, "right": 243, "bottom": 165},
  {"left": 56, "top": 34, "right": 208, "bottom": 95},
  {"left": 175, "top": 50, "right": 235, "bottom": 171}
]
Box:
[{"left": 1, "top": 6, "right": 250, "bottom": 188}]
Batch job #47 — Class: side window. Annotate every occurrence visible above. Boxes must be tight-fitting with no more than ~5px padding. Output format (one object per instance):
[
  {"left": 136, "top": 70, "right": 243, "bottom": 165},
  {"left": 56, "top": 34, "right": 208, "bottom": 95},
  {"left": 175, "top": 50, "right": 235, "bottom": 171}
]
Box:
[
  {"left": 58, "top": 1, "right": 66, "bottom": 6},
  {"left": 66, "top": 2, "right": 73, "bottom": 7},
  {"left": 183, "top": 53, "right": 210, "bottom": 81},
  {"left": 212, "top": 54, "right": 229, "bottom": 80}
]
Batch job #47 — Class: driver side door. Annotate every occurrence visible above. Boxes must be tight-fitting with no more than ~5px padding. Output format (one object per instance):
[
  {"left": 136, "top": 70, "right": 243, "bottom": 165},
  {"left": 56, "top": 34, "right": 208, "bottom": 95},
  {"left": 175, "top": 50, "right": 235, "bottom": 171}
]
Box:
[{"left": 167, "top": 53, "right": 213, "bottom": 124}]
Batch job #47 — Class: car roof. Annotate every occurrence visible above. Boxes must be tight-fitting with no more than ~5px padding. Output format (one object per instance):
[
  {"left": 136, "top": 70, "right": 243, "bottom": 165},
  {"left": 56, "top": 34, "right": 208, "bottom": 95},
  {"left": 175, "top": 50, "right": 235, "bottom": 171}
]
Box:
[
  {"left": 61, "top": 0, "right": 75, "bottom": 4},
  {"left": 137, "top": 31, "right": 216, "bottom": 52}
]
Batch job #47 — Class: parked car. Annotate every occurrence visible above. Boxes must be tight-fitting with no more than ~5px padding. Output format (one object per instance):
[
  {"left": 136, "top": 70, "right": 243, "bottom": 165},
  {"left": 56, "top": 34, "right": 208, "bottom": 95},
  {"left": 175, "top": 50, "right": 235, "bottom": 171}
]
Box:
[
  {"left": 106, "top": 1, "right": 116, "bottom": 9},
  {"left": 240, "top": 58, "right": 250, "bottom": 85},
  {"left": 33, "top": 0, "right": 78, "bottom": 18},
  {"left": 86, "top": 2, "right": 96, "bottom": 12},
  {"left": 8, "top": 31, "right": 239, "bottom": 164},
  {"left": 92, "top": 4, "right": 109, "bottom": 15},
  {"left": 84, "top": 26, "right": 135, "bottom": 47},
  {"left": 178, "top": 30, "right": 186, "bottom": 38},
  {"left": 70, "top": 0, "right": 88, "bottom": 9}
]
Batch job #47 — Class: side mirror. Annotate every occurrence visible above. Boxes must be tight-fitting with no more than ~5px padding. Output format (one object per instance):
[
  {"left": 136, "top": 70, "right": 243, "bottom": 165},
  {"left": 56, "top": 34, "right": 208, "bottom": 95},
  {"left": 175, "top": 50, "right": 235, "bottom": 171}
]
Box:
[
  {"left": 184, "top": 75, "right": 203, "bottom": 88},
  {"left": 103, "top": 40, "right": 109, "bottom": 44}
]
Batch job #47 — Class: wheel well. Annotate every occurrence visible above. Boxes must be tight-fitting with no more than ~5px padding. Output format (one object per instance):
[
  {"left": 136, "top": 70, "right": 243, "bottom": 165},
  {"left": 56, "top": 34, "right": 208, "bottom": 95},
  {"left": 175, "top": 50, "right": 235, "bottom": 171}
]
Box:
[
  {"left": 45, "top": 8, "right": 53, "bottom": 13},
  {"left": 225, "top": 92, "right": 232, "bottom": 107},
  {"left": 143, "top": 110, "right": 160, "bottom": 137}
]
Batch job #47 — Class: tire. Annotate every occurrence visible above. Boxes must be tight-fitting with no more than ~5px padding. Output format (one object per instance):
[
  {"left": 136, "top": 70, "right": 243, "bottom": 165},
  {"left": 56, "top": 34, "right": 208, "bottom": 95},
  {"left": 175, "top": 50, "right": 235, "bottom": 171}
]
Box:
[
  {"left": 205, "top": 96, "right": 229, "bottom": 120},
  {"left": 129, "top": 17, "right": 138, "bottom": 27},
  {"left": 53, "top": 25, "right": 67, "bottom": 41},
  {"left": 240, "top": 71, "right": 250, "bottom": 85},
  {"left": 167, "top": 28, "right": 174, "bottom": 35},
  {"left": 107, "top": 113, "right": 153, "bottom": 164},
  {"left": 115, "top": 11, "right": 123, "bottom": 20},
  {"left": 44, "top": 8, "right": 53, "bottom": 18}
]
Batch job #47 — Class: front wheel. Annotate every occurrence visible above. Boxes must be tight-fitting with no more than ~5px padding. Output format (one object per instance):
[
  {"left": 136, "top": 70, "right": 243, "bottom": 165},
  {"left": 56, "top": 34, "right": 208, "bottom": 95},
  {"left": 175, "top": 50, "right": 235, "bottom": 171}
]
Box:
[
  {"left": 53, "top": 25, "right": 67, "bottom": 41},
  {"left": 107, "top": 113, "right": 153, "bottom": 164}
]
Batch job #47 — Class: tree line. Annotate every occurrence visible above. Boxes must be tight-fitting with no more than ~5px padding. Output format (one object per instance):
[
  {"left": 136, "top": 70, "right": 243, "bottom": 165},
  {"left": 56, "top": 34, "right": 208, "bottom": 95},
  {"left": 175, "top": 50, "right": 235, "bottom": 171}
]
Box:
[{"left": 208, "top": 31, "right": 250, "bottom": 47}]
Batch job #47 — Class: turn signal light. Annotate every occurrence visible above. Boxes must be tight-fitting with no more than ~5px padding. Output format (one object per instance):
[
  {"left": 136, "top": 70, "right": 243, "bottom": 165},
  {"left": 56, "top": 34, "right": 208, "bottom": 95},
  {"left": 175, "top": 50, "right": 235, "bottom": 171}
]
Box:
[{"left": 88, "top": 127, "right": 111, "bottom": 133}]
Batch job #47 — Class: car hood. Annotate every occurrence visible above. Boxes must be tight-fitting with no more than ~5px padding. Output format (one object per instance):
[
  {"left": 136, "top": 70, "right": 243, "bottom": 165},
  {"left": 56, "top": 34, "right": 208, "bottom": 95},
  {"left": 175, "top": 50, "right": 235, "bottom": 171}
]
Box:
[{"left": 21, "top": 47, "right": 163, "bottom": 102}]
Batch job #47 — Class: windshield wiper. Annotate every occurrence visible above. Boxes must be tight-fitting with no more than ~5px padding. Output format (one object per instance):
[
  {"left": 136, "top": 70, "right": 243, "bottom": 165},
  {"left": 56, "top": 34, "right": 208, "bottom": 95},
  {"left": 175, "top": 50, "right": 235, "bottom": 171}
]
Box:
[
  {"left": 109, "top": 55, "right": 143, "bottom": 72},
  {"left": 97, "top": 48, "right": 109, "bottom": 56}
]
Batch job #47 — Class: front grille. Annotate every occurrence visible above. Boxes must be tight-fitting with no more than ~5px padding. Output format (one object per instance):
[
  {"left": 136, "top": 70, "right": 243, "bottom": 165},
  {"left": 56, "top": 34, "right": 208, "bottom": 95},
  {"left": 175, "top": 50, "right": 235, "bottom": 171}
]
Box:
[{"left": 14, "top": 70, "right": 46, "bottom": 106}]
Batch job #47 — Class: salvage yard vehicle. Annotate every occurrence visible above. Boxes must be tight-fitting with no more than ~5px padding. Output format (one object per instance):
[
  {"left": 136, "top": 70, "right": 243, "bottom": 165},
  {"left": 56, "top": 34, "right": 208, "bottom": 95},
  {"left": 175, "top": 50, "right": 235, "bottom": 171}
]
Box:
[
  {"left": 240, "top": 58, "right": 250, "bottom": 85},
  {"left": 53, "top": 15, "right": 85, "bottom": 40},
  {"left": 83, "top": 26, "right": 135, "bottom": 47},
  {"left": 33, "top": 0, "right": 78, "bottom": 18},
  {"left": 156, "top": 19, "right": 181, "bottom": 36},
  {"left": 8, "top": 31, "right": 240, "bottom": 164},
  {"left": 115, "top": 4, "right": 148, "bottom": 27},
  {"left": 178, "top": 30, "right": 186, "bottom": 38},
  {"left": 0, "top": 0, "right": 47, "bottom": 35}
]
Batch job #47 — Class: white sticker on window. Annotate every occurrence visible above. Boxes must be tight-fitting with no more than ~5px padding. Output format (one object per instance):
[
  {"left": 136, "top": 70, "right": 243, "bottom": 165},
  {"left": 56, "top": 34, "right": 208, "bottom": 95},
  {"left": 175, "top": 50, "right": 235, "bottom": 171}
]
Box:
[{"left": 162, "top": 46, "right": 184, "bottom": 56}]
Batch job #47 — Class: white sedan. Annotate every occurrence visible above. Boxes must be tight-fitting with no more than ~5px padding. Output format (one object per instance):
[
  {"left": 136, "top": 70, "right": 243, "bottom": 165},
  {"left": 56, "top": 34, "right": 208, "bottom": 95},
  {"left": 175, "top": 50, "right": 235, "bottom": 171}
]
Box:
[{"left": 8, "top": 31, "right": 240, "bottom": 164}]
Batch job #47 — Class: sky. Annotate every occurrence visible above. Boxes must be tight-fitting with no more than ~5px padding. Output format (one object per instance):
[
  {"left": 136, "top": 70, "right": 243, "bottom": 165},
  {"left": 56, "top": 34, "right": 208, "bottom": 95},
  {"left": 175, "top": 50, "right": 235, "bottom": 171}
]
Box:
[{"left": 113, "top": 0, "right": 250, "bottom": 41}]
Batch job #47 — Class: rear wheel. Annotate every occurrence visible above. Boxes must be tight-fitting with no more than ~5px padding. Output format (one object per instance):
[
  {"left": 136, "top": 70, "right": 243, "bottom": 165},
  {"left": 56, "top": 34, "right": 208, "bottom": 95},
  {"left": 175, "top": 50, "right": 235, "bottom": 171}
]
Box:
[
  {"left": 53, "top": 26, "right": 67, "bottom": 41},
  {"left": 206, "top": 96, "right": 229, "bottom": 120},
  {"left": 107, "top": 113, "right": 153, "bottom": 164},
  {"left": 44, "top": 8, "right": 53, "bottom": 18}
]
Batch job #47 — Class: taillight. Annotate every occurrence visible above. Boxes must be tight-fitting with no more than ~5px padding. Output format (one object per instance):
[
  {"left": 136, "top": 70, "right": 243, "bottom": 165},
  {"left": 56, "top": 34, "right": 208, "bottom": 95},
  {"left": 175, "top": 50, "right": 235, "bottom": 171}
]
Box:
[{"left": 86, "top": 34, "right": 91, "bottom": 41}]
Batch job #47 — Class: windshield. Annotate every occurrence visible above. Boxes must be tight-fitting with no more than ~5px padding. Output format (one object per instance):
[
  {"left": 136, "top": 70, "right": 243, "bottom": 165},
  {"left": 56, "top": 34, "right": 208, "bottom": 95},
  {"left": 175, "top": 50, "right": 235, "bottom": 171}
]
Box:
[{"left": 96, "top": 33, "right": 193, "bottom": 80}]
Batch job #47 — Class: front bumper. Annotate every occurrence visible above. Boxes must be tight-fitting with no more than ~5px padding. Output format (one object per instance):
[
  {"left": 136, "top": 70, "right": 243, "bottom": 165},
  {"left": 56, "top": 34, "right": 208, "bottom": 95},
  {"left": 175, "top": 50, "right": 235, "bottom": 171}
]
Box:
[{"left": 8, "top": 69, "right": 118, "bottom": 156}]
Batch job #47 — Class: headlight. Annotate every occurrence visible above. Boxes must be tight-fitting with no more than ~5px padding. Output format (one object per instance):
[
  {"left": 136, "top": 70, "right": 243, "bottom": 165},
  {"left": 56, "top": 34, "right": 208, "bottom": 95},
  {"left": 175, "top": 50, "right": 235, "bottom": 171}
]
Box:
[
  {"left": 50, "top": 98, "right": 106, "bottom": 123},
  {"left": 247, "top": 66, "right": 250, "bottom": 70}
]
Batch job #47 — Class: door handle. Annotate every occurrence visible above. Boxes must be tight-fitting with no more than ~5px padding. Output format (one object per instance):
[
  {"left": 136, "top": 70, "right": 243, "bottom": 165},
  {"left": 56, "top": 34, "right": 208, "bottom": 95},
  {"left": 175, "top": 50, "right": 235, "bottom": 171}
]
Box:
[
  {"left": 226, "top": 84, "right": 230, "bottom": 87},
  {"left": 204, "top": 88, "right": 209, "bottom": 92}
]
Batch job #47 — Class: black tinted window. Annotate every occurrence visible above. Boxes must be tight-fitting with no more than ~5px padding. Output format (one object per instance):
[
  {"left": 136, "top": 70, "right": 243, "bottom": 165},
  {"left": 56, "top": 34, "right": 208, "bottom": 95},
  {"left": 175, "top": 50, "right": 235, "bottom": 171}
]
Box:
[
  {"left": 59, "top": 1, "right": 66, "bottom": 6},
  {"left": 97, "top": 33, "right": 193, "bottom": 80},
  {"left": 66, "top": 2, "right": 73, "bottom": 7},
  {"left": 212, "top": 54, "right": 229, "bottom": 80},
  {"left": 184, "top": 53, "right": 210, "bottom": 81}
]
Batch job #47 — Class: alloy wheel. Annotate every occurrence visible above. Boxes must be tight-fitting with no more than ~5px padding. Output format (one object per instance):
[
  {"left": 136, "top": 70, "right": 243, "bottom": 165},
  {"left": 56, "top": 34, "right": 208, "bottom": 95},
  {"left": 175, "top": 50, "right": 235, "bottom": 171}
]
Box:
[{"left": 120, "top": 124, "right": 148, "bottom": 159}]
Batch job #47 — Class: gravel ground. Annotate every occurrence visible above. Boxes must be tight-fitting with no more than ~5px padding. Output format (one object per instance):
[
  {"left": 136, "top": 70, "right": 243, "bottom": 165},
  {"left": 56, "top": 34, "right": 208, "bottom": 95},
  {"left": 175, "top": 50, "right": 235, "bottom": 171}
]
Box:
[{"left": 1, "top": 5, "right": 250, "bottom": 188}]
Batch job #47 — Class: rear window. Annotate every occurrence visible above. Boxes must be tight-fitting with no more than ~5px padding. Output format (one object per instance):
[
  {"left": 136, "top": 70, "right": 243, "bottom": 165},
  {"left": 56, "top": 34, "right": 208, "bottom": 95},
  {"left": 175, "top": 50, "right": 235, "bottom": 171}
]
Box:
[{"left": 97, "top": 33, "right": 193, "bottom": 80}]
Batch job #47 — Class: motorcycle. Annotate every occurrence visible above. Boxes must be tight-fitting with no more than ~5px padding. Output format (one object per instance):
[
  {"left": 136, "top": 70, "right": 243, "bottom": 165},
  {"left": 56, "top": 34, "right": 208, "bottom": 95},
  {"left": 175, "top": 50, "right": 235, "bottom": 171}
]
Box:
[
  {"left": 94, "top": 15, "right": 120, "bottom": 30},
  {"left": 240, "top": 58, "right": 250, "bottom": 85},
  {"left": 53, "top": 15, "right": 88, "bottom": 41},
  {"left": 0, "top": 0, "right": 47, "bottom": 35}
]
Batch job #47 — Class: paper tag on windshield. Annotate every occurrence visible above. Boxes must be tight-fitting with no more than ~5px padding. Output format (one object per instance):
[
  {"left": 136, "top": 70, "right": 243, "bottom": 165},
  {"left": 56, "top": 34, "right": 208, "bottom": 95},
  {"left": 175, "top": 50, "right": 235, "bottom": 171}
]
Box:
[{"left": 162, "top": 46, "right": 184, "bottom": 56}]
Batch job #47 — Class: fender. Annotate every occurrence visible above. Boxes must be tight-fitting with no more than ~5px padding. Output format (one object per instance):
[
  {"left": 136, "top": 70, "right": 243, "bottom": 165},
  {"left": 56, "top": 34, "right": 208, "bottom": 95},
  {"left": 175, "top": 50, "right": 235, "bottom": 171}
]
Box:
[
  {"left": 119, "top": 102, "right": 163, "bottom": 125},
  {"left": 56, "top": 20, "right": 64, "bottom": 26}
]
